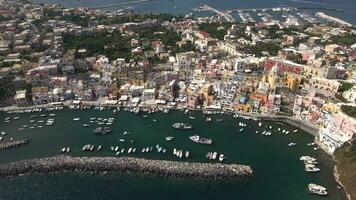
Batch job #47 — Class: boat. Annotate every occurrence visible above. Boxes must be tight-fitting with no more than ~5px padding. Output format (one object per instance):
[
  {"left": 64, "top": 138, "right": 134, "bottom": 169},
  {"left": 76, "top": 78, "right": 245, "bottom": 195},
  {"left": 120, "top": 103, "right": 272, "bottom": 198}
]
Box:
[
  {"left": 219, "top": 154, "right": 225, "bottom": 162},
  {"left": 73, "top": 118, "right": 80, "bottom": 121},
  {"left": 185, "top": 151, "right": 190, "bottom": 158},
  {"left": 212, "top": 152, "right": 217, "bottom": 160},
  {"left": 189, "top": 135, "right": 212, "bottom": 144},
  {"left": 304, "top": 160, "right": 319, "bottom": 165},
  {"left": 305, "top": 164, "right": 320, "bottom": 172},
  {"left": 308, "top": 183, "right": 327, "bottom": 196},
  {"left": 60, "top": 147, "right": 66, "bottom": 153},
  {"left": 165, "top": 136, "right": 174, "bottom": 141},
  {"left": 178, "top": 150, "right": 183, "bottom": 158},
  {"left": 119, "top": 139, "right": 125, "bottom": 142},
  {"left": 93, "top": 127, "right": 112, "bottom": 135},
  {"left": 82, "top": 124, "right": 91, "bottom": 127},
  {"left": 97, "top": 145, "right": 102, "bottom": 151},
  {"left": 205, "top": 117, "right": 212, "bottom": 122},
  {"left": 300, "top": 156, "right": 316, "bottom": 162},
  {"left": 288, "top": 142, "right": 297, "bottom": 147},
  {"left": 66, "top": 147, "right": 70, "bottom": 152},
  {"left": 172, "top": 123, "right": 193, "bottom": 130},
  {"left": 189, "top": 116, "right": 195, "bottom": 120}
]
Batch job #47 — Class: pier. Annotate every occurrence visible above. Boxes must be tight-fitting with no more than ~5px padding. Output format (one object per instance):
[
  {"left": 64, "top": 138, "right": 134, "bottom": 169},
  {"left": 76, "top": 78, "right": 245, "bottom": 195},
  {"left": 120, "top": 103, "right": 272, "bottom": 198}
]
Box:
[
  {"left": 200, "top": 4, "right": 235, "bottom": 22},
  {"left": 90, "top": 0, "right": 156, "bottom": 9},
  {"left": 0, "top": 155, "right": 254, "bottom": 180}
]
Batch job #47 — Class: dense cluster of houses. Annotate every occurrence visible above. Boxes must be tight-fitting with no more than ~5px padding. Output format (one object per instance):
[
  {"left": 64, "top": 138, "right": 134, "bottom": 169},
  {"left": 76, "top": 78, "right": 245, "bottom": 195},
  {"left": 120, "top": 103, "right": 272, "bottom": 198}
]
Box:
[{"left": 0, "top": 0, "right": 355, "bottom": 154}]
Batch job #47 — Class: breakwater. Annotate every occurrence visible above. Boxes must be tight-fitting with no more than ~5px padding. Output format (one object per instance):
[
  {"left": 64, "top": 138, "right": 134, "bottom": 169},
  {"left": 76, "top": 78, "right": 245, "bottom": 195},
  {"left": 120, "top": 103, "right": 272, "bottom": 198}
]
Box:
[
  {"left": 0, "top": 156, "right": 253, "bottom": 180},
  {"left": 0, "top": 139, "right": 29, "bottom": 150}
]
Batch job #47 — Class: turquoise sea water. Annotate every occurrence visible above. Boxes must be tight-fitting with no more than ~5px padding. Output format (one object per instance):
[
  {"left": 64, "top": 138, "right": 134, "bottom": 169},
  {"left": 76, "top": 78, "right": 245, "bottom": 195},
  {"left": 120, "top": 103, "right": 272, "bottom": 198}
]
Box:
[
  {"left": 30, "top": 0, "right": 356, "bottom": 24},
  {"left": 0, "top": 109, "right": 346, "bottom": 200}
]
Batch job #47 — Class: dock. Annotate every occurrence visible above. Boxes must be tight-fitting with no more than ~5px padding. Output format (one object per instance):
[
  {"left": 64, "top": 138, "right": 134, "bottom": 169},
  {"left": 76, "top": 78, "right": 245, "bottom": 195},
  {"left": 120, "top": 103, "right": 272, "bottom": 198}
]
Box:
[
  {"left": 200, "top": 4, "right": 235, "bottom": 22},
  {"left": 90, "top": 0, "right": 156, "bottom": 9}
]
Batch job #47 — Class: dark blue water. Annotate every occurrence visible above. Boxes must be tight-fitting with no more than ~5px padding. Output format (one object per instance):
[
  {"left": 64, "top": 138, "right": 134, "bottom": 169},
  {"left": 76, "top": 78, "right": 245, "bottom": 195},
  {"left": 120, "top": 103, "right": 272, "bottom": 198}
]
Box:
[
  {"left": 31, "top": 0, "right": 356, "bottom": 24},
  {"left": 0, "top": 110, "right": 346, "bottom": 200}
]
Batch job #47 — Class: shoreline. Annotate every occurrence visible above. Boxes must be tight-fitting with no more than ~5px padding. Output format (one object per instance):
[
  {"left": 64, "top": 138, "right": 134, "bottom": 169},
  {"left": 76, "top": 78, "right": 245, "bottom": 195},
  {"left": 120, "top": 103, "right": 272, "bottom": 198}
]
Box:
[
  {"left": 0, "top": 155, "right": 253, "bottom": 180},
  {"left": 333, "top": 165, "right": 352, "bottom": 200}
]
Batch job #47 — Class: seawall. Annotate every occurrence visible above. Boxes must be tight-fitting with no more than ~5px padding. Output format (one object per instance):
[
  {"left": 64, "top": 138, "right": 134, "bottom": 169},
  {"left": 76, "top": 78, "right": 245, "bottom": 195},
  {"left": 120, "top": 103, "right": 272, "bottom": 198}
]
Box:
[
  {"left": 0, "top": 139, "right": 29, "bottom": 150},
  {"left": 0, "top": 156, "right": 253, "bottom": 180}
]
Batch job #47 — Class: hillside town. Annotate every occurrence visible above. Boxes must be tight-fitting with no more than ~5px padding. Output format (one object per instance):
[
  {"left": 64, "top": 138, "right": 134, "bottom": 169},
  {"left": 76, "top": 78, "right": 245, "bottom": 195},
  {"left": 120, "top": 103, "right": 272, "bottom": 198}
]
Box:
[{"left": 0, "top": 0, "right": 355, "bottom": 155}]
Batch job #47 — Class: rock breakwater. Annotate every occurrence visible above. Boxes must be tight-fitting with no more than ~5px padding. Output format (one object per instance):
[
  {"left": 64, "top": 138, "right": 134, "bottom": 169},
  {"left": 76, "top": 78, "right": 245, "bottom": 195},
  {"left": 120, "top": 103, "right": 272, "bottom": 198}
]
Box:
[
  {"left": 0, "top": 155, "right": 253, "bottom": 180},
  {"left": 0, "top": 139, "right": 29, "bottom": 150}
]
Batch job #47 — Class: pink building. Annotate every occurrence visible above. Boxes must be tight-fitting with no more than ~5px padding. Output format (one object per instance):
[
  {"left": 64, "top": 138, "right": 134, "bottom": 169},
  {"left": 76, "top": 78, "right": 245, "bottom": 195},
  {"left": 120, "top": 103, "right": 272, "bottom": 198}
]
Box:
[
  {"left": 186, "top": 95, "right": 199, "bottom": 109},
  {"left": 332, "top": 112, "right": 356, "bottom": 140}
]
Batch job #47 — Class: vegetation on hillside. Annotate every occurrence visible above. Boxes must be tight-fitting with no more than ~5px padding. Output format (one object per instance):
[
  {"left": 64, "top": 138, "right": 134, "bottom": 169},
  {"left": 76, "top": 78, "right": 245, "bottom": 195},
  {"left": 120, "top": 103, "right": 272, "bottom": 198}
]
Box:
[
  {"left": 330, "top": 34, "right": 356, "bottom": 46},
  {"left": 63, "top": 31, "right": 133, "bottom": 61},
  {"left": 338, "top": 81, "right": 354, "bottom": 92},
  {"left": 341, "top": 105, "right": 356, "bottom": 118}
]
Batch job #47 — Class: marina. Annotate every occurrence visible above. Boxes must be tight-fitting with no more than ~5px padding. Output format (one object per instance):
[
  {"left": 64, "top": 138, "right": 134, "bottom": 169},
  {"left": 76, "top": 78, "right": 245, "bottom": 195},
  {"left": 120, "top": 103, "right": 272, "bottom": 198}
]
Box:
[{"left": 0, "top": 108, "right": 345, "bottom": 200}]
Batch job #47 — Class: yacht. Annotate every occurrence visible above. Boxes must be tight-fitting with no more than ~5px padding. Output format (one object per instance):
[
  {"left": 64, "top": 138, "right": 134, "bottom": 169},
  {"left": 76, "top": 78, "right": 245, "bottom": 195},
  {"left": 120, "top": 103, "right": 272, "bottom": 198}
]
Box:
[
  {"left": 288, "top": 142, "right": 297, "bottom": 147},
  {"left": 185, "top": 151, "right": 190, "bottom": 158},
  {"left": 189, "top": 116, "right": 195, "bottom": 120},
  {"left": 189, "top": 135, "right": 213, "bottom": 144},
  {"left": 305, "top": 164, "right": 320, "bottom": 172},
  {"left": 172, "top": 123, "right": 193, "bottom": 130},
  {"left": 308, "top": 183, "right": 327, "bottom": 196},
  {"left": 219, "top": 154, "right": 225, "bottom": 162},
  {"left": 165, "top": 136, "right": 174, "bottom": 141},
  {"left": 300, "top": 156, "right": 316, "bottom": 162},
  {"left": 212, "top": 152, "right": 217, "bottom": 160}
]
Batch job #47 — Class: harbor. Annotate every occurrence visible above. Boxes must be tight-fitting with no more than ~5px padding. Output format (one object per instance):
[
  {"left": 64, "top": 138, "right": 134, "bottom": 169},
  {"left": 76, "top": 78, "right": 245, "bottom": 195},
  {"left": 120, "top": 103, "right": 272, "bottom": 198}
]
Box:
[{"left": 0, "top": 108, "right": 346, "bottom": 200}]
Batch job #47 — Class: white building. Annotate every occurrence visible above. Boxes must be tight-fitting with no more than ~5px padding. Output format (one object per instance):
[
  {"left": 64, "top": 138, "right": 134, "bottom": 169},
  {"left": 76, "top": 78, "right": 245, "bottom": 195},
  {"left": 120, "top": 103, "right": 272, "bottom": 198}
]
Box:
[{"left": 142, "top": 88, "right": 156, "bottom": 105}]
